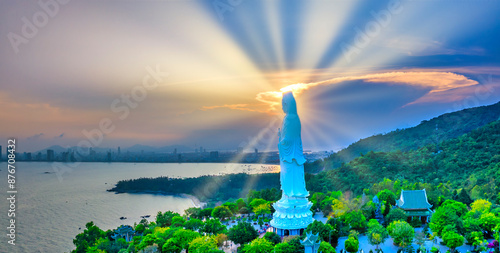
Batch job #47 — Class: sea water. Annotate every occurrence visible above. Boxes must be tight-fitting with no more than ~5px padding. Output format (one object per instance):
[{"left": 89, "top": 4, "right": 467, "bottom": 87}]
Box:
[{"left": 0, "top": 162, "right": 278, "bottom": 253}]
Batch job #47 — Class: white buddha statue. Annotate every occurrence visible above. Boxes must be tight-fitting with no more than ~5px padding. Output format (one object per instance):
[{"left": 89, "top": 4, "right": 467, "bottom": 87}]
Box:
[{"left": 278, "top": 91, "right": 309, "bottom": 198}]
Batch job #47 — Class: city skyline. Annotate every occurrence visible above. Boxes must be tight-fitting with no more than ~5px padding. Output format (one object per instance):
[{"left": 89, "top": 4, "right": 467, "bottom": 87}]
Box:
[{"left": 1, "top": 0, "right": 500, "bottom": 153}]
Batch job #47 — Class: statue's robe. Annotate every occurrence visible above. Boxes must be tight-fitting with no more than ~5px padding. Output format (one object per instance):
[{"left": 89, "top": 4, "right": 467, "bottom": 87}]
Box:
[{"left": 278, "top": 92, "right": 309, "bottom": 198}]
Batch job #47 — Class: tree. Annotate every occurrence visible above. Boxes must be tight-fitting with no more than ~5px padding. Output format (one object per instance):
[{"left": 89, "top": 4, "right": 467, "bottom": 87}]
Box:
[
  {"left": 367, "top": 219, "right": 388, "bottom": 249},
  {"left": 185, "top": 218, "right": 204, "bottom": 231},
  {"left": 429, "top": 200, "right": 467, "bottom": 237},
  {"left": 249, "top": 198, "right": 267, "bottom": 210},
  {"left": 236, "top": 198, "right": 247, "bottom": 210},
  {"left": 387, "top": 220, "right": 415, "bottom": 248},
  {"left": 330, "top": 199, "right": 348, "bottom": 218},
  {"left": 305, "top": 220, "right": 335, "bottom": 243},
  {"left": 162, "top": 229, "right": 200, "bottom": 253},
  {"left": 171, "top": 216, "right": 186, "bottom": 227},
  {"left": 442, "top": 230, "right": 464, "bottom": 253},
  {"left": 274, "top": 242, "right": 295, "bottom": 253},
  {"left": 242, "top": 238, "right": 274, "bottom": 253},
  {"left": 88, "top": 237, "right": 128, "bottom": 253},
  {"left": 200, "top": 219, "right": 227, "bottom": 235},
  {"left": 263, "top": 232, "right": 281, "bottom": 245},
  {"left": 212, "top": 206, "right": 233, "bottom": 221},
  {"left": 471, "top": 199, "right": 492, "bottom": 214},
  {"left": 344, "top": 232, "right": 359, "bottom": 253},
  {"left": 385, "top": 208, "right": 407, "bottom": 225},
  {"left": 223, "top": 202, "right": 238, "bottom": 213},
  {"left": 282, "top": 236, "right": 305, "bottom": 253},
  {"left": 455, "top": 189, "right": 473, "bottom": 206},
  {"left": 377, "top": 189, "right": 397, "bottom": 206},
  {"left": 135, "top": 224, "right": 145, "bottom": 234},
  {"left": 318, "top": 241, "right": 336, "bottom": 253},
  {"left": 343, "top": 210, "right": 367, "bottom": 231},
  {"left": 254, "top": 203, "right": 271, "bottom": 217},
  {"left": 227, "top": 221, "right": 259, "bottom": 245},
  {"left": 73, "top": 222, "right": 106, "bottom": 253},
  {"left": 156, "top": 211, "right": 180, "bottom": 227},
  {"left": 479, "top": 212, "right": 500, "bottom": 235},
  {"left": 326, "top": 218, "right": 343, "bottom": 245},
  {"left": 200, "top": 208, "right": 214, "bottom": 219},
  {"left": 215, "top": 233, "right": 228, "bottom": 248},
  {"left": 189, "top": 235, "right": 218, "bottom": 253},
  {"left": 185, "top": 207, "right": 202, "bottom": 219},
  {"left": 239, "top": 207, "right": 250, "bottom": 214}
]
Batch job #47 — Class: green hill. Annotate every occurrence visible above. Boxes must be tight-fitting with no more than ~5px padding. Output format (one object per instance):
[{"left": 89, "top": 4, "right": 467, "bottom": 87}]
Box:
[
  {"left": 308, "top": 120, "right": 500, "bottom": 197},
  {"left": 324, "top": 101, "right": 500, "bottom": 169}
]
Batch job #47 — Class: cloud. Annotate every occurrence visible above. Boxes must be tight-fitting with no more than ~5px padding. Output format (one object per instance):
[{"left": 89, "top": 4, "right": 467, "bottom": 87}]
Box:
[
  {"left": 26, "top": 133, "right": 44, "bottom": 141},
  {"left": 203, "top": 70, "right": 480, "bottom": 114},
  {"left": 55, "top": 133, "right": 65, "bottom": 138}
]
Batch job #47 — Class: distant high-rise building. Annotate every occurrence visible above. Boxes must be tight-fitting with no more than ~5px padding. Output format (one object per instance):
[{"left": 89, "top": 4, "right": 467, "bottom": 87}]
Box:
[
  {"left": 47, "top": 149, "right": 54, "bottom": 161},
  {"left": 255, "top": 148, "right": 258, "bottom": 154},
  {"left": 173, "top": 148, "right": 177, "bottom": 155},
  {"left": 200, "top": 147, "right": 203, "bottom": 153},
  {"left": 25, "top": 152, "right": 32, "bottom": 161},
  {"left": 210, "top": 151, "right": 219, "bottom": 160},
  {"left": 0, "top": 145, "right": 2, "bottom": 161},
  {"left": 107, "top": 151, "right": 112, "bottom": 162},
  {"left": 118, "top": 147, "right": 121, "bottom": 154},
  {"left": 36, "top": 152, "right": 42, "bottom": 161}
]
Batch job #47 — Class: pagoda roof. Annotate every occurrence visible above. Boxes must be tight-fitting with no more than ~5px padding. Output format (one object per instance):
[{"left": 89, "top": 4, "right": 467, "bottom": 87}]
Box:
[{"left": 397, "top": 189, "right": 432, "bottom": 210}]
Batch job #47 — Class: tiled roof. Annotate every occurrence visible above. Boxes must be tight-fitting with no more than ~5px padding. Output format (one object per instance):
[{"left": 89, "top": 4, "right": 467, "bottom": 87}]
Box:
[{"left": 397, "top": 189, "right": 432, "bottom": 210}]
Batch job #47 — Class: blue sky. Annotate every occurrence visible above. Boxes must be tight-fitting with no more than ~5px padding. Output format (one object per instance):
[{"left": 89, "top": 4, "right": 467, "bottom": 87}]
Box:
[{"left": 1, "top": 0, "right": 499, "bottom": 152}]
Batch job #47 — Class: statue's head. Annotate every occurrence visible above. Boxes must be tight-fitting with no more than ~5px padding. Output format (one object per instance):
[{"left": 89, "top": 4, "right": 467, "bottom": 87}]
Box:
[{"left": 282, "top": 91, "right": 297, "bottom": 115}]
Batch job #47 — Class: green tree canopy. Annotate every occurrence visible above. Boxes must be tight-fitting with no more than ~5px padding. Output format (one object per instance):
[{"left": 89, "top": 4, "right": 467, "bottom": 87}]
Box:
[
  {"left": 200, "top": 219, "right": 227, "bottom": 235},
  {"left": 318, "top": 241, "right": 336, "bottom": 253},
  {"left": 185, "top": 207, "right": 202, "bottom": 219},
  {"left": 156, "top": 211, "right": 180, "bottom": 227},
  {"left": 430, "top": 200, "right": 468, "bottom": 237},
  {"left": 227, "top": 221, "right": 259, "bottom": 245},
  {"left": 263, "top": 232, "right": 281, "bottom": 245},
  {"left": 249, "top": 198, "right": 267, "bottom": 211},
  {"left": 442, "top": 230, "right": 464, "bottom": 252},
  {"left": 344, "top": 232, "right": 359, "bottom": 253},
  {"left": 387, "top": 220, "right": 415, "bottom": 248},
  {"left": 72, "top": 221, "right": 106, "bottom": 253},
  {"left": 342, "top": 210, "right": 367, "bottom": 231},
  {"left": 212, "top": 206, "right": 233, "bottom": 221},
  {"left": 184, "top": 218, "right": 204, "bottom": 231},
  {"left": 189, "top": 235, "right": 219, "bottom": 253},
  {"left": 305, "top": 220, "right": 335, "bottom": 243},
  {"left": 377, "top": 189, "right": 397, "bottom": 206},
  {"left": 385, "top": 208, "right": 407, "bottom": 225},
  {"left": 274, "top": 242, "right": 295, "bottom": 253},
  {"left": 242, "top": 238, "right": 274, "bottom": 253},
  {"left": 367, "top": 219, "right": 389, "bottom": 248}
]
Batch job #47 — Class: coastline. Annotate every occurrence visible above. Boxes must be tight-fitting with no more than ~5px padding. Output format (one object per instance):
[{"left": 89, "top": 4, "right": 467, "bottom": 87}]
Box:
[
  {"left": 110, "top": 189, "right": 207, "bottom": 209},
  {"left": 178, "top": 193, "right": 207, "bottom": 209}
]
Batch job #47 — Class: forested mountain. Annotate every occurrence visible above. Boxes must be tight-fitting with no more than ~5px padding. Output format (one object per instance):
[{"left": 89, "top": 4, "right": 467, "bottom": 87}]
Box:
[
  {"left": 111, "top": 119, "right": 499, "bottom": 203},
  {"left": 110, "top": 102, "right": 500, "bottom": 204},
  {"left": 324, "top": 101, "right": 500, "bottom": 168},
  {"left": 308, "top": 120, "right": 500, "bottom": 197}
]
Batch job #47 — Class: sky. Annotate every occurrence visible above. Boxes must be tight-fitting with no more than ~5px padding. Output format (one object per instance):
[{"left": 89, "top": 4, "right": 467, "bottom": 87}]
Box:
[{"left": 1, "top": 0, "right": 500, "bottom": 153}]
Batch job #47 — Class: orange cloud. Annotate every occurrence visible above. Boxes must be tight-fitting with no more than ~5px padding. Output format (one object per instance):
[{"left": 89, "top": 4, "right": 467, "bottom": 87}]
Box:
[{"left": 202, "top": 70, "right": 481, "bottom": 113}]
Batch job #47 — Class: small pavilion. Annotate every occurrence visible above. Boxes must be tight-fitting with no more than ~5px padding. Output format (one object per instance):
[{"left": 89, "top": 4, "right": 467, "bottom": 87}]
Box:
[{"left": 396, "top": 189, "right": 433, "bottom": 224}]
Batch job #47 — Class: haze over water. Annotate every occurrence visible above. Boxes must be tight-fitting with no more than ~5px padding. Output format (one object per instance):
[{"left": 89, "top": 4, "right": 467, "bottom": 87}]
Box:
[{"left": 0, "top": 162, "right": 278, "bottom": 253}]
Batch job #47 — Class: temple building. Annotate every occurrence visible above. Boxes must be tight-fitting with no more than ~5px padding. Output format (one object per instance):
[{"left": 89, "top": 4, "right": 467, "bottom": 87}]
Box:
[{"left": 396, "top": 189, "right": 433, "bottom": 224}]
